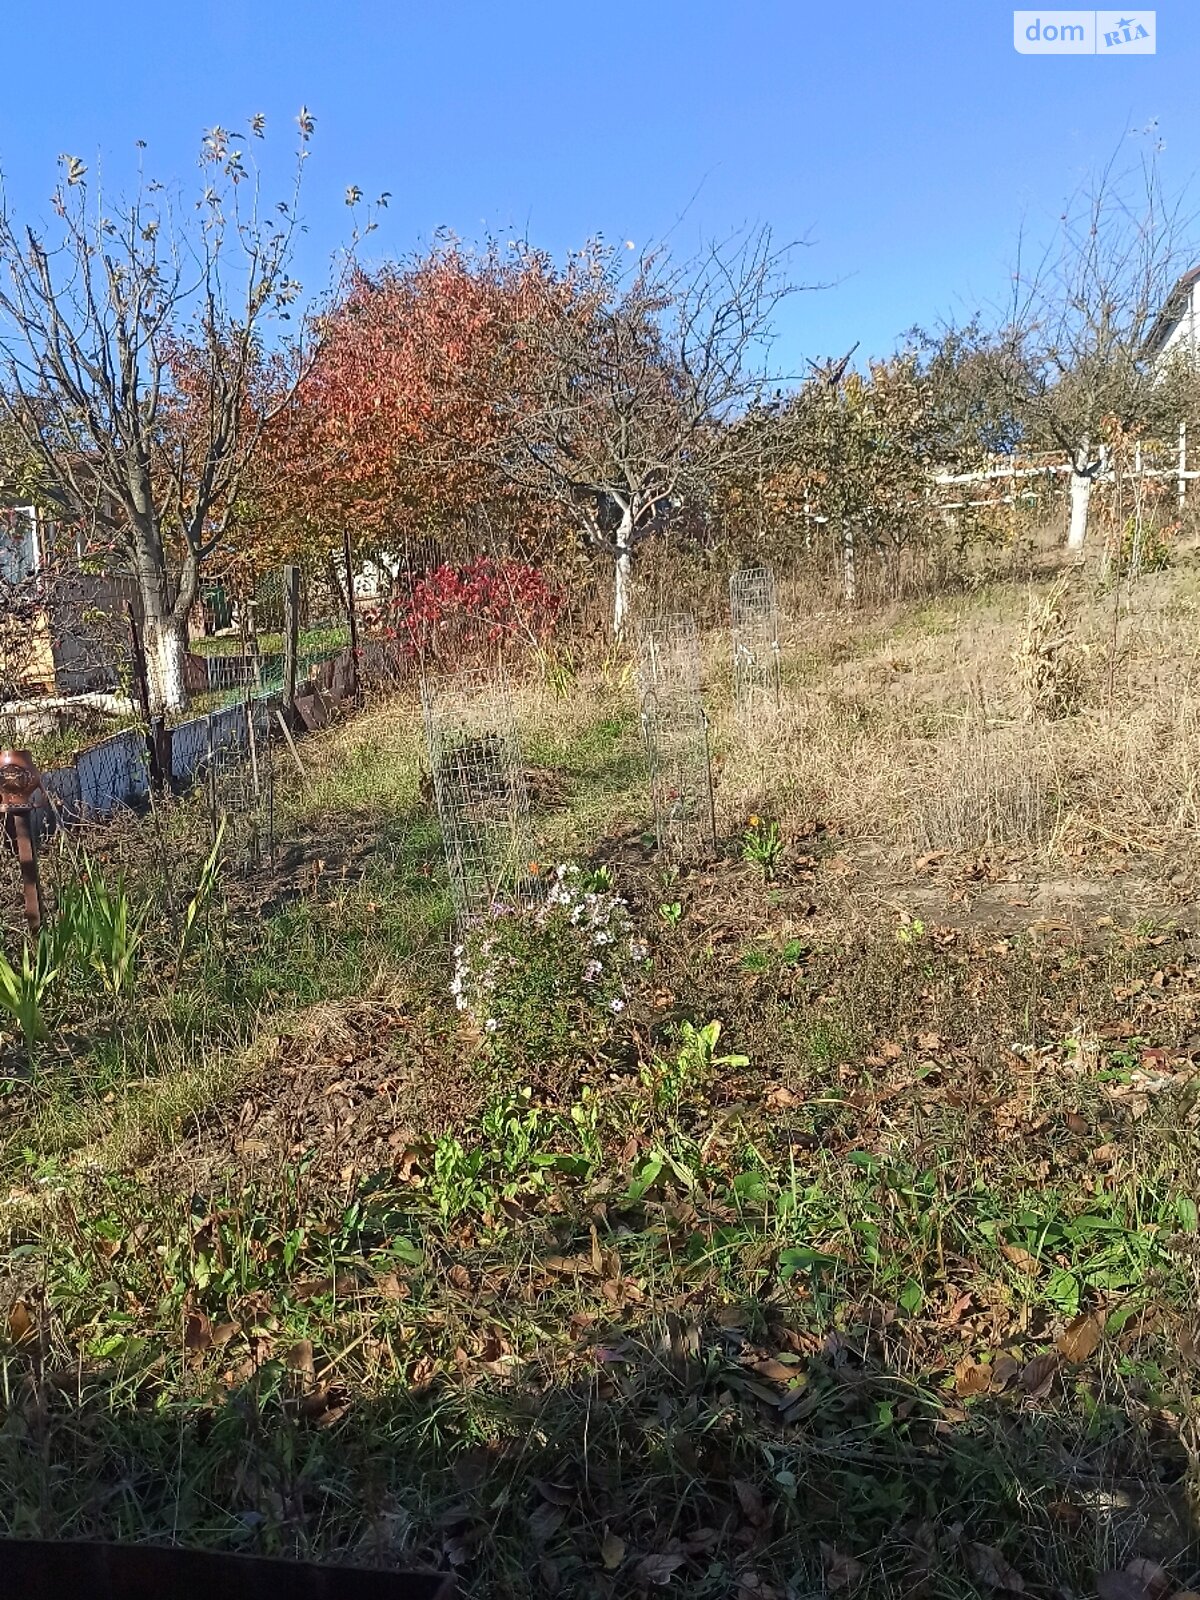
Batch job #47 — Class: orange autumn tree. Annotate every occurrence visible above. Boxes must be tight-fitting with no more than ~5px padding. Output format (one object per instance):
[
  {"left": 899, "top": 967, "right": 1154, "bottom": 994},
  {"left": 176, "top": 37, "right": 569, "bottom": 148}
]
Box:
[{"left": 238, "top": 240, "right": 584, "bottom": 586}]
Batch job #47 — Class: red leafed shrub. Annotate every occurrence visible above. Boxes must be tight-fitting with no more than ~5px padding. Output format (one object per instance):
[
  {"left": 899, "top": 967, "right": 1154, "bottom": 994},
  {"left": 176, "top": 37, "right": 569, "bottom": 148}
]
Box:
[{"left": 385, "top": 557, "right": 562, "bottom": 664}]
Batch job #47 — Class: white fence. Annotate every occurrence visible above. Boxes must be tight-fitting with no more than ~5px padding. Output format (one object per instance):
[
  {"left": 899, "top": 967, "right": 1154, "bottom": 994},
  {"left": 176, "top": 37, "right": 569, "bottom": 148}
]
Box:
[{"left": 38, "top": 700, "right": 274, "bottom": 826}]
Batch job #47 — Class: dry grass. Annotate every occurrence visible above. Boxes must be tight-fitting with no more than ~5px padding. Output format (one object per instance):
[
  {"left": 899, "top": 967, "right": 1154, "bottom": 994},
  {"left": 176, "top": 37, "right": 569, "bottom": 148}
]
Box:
[{"left": 706, "top": 559, "right": 1200, "bottom": 902}]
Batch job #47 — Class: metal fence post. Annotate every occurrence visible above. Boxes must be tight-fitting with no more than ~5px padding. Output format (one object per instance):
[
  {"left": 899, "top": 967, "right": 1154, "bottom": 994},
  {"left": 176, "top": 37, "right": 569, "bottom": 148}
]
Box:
[
  {"left": 282, "top": 564, "right": 300, "bottom": 714},
  {"left": 343, "top": 528, "right": 361, "bottom": 705}
]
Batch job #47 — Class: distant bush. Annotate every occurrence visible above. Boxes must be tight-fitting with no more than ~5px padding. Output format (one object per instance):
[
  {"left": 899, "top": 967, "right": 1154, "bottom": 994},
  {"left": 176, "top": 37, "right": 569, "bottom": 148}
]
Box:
[{"left": 381, "top": 556, "right": 562, "bottom": 664}]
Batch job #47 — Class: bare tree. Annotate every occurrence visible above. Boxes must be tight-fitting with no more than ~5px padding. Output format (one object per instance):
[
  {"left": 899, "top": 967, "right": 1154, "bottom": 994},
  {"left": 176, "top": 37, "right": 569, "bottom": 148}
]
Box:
[
  {"left": 1001, "top": 146, "right": 1192, "bottom": 551},
  {"left": 0, "top": 110, "right": 333, "bottom": 710},
  {"left": 497, "top": 230, "right": 804, "bottom": 637}
]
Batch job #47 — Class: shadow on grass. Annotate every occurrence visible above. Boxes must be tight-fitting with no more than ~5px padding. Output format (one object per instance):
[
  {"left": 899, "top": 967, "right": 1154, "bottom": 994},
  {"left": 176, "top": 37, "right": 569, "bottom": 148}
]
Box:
[{"left": 0, "top": 1308, "right": 1194, "bottom": 1600}]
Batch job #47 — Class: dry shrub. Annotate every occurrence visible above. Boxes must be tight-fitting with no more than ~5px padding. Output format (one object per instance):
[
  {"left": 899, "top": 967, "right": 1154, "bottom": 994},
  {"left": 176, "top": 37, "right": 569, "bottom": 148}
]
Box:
[
  {"left": 907, "top": 726, "right": 1057, "bottom": 856},
  {"left": 1013, "top": 577, "right": 1088, "bottom": 721}
]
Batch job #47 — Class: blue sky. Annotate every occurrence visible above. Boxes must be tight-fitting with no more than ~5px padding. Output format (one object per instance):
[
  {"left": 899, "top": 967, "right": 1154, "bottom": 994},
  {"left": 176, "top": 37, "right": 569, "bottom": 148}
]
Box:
[{"left": 1, "top": 1, "right": 1192, "bottom": 371}]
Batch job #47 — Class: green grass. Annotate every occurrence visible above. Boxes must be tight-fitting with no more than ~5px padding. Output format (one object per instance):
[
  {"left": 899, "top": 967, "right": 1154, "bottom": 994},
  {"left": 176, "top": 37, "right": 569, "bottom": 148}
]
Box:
[{"left": 191, "top": 624, "right": 349, "bottom": 659}]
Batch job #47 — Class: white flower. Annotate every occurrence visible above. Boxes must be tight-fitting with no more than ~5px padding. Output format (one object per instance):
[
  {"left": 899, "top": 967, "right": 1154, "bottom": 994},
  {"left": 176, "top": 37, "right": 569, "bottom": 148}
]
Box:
[
  {"left": 608, "top": 997, "right": 625, "bottom": 1014},
  {"left": 485, "top": 1017, "right": 499, "bottom": 1033}
]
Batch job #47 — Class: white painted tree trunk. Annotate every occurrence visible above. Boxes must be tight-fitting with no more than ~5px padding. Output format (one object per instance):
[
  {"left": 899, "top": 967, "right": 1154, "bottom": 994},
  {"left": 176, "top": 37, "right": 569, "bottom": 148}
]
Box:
[
  {"left": 1067, "top": 450, "right": 1092, "bottom": 552},
  {"left": 613, "top": 516, "right": 634, "bottom": 640},
  {"left": 842, "top": 521, "right": 857, "bottom": 605},
  {"left": 146, "top": 615, "right": 189, "bottom": 714}
]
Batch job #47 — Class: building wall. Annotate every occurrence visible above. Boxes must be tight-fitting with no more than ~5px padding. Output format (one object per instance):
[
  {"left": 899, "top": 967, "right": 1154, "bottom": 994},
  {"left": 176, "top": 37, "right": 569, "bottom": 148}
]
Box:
[
  {"left": 1155, "top": 282, "right": 1200, "bottom": 363},
  {"left": 48, "top": 574, "right": 141, "bottom": 695}
]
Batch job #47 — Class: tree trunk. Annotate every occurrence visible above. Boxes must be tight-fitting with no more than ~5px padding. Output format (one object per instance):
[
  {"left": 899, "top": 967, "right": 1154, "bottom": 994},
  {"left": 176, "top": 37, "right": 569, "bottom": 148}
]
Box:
[
  {"left": 130, "top": 515, "right": 194, "bottom": 714},
  {"left": 146, "top": 613, "right": 190, "bottom": 714},
  {"left": 1067, "top": 449, "right": 1093, "bottom": 552},
  {"left": 842, "top": 521, "right": 857, "bottom": 605},
  {"left": 613, "top": 514, "right": 634, "bottom": 640}
]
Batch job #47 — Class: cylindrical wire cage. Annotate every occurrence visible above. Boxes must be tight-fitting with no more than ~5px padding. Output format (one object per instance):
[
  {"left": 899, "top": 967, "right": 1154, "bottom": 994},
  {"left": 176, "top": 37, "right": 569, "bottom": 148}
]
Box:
[
  {"left": 729, "top": 564, "right": 781, "bottom": 716},
  {"left": 421, "top": 666, "right": 538, "bottom": 923},
  {"left": 638, "top": 613, "right": 716, "bottom": 861}
]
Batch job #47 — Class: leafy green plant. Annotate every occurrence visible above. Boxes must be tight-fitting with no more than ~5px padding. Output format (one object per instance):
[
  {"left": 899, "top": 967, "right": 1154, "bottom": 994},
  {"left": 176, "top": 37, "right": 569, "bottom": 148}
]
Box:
[
  {"left": 176, "top": 822, "right": 227, "bottom": 974},
  {"left": 658, "top": 901, "right": 683, "bottom": 928},
  {"left": 56, "top": 860, "right": 149, "bottom": 999},
  {"left": 430, "top": 1132, "right": 488, "bottom": 1223},
  {"left": 742, "top": 816, "right": 784, "bottom": 881},
  {"left": 0, "top": 935, "right": 60, "bottom": 1048},
  {"left": 642, "top": 1018, "right": 749, "bottom": 1112}
]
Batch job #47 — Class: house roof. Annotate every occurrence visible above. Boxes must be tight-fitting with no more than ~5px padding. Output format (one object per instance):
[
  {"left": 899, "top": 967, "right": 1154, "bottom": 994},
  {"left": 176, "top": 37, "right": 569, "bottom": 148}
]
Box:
[{"left": 1145, "top": 265, "right": 1200, "bottom": 357}]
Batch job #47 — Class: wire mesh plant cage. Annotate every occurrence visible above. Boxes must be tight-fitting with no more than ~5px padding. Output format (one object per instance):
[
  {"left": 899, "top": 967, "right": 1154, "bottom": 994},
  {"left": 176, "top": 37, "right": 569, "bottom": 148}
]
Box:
[
  {"left": 205, "top": 697, "right": 275, "bottom": 871},
  {"left": 638, "top": 612, "right": 716, "bottom": 861},
  {"left": 729, "top": 564, "right": 781, "bottom": 716},
  {"left": 422, "top": 665, "right": 538, "bottom": 923}
]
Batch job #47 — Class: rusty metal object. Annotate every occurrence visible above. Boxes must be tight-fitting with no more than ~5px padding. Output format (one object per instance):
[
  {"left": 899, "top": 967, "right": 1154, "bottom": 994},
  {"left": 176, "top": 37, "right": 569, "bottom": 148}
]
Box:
[
  {"left": 0, "top": 1539, "right": 455, "bottom": 1599},
  {"left": 0, "top": 747, "right": 44, "bottom": 933}
]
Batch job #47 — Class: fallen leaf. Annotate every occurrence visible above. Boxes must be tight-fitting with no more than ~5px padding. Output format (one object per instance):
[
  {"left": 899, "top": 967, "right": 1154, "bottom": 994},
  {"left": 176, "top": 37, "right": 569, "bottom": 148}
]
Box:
[
  {"left": 1018, "top": 1351, "right": 1059, "bottom": 1399},
  {"left": 965, "top": 1540, "right": 1027, "bottom": 1592},
  {"left": 1097, "top": 1571, "right": 1155, "bottom": 1600},
  {"left": 600, "top": 1530, "right": 626, "bottom": 1571},
  {"left": 7, "top": 1300, "right": 34, "bottom": 1346},
  {"left": 737, "top": 1575, "right": 783, "bottom": 1599},
  {"left": 184, "top": 1309, "right": 212, "bottom": 1352},
  {"left": 634, "top": 1549, "right": 687, "bottom": 1585},
  {"left": 1000, "top": 1244, "right": 1041, "bottom": 1273},
  {"left": 766, "top": 1086, "right": 799, "bottom": 1108},
  {"left": 990, "top": 1355, "right": 1021, "bottom": 1390},
  {"left": 1046, "top": 1500, "right": 1082, "bottom": 1526},
  {"left": 293, "top": 1273, "right": 360, "bottom": 1301},
  {"left": 822, "top": 1542, "right": 865, "bottom": 1591},
  {"left": 533, "top": 1479, "right": 575, "bottom": 1507},
  {"left": 1057, "top": 1312, "right": 1103, "bottom": 1364},
  {"left": 946, "top": 1290, "right": 974, "bottom": 1323},
  {"left": 447, "top": 1264, "right": 473, "bottom": 1292},
  {"left": 542, "top": 1255, "right": 595, "bottom": 1276},
  {"left": 528, "top": 1501, "right": 564, "bottom": 1545},
  {"left": 685, "top": 1528, "right": 720, "bottom": 1553},
  {"left": 733, "top": 1477, "right": 769, "bottom": 1529},
  {"left": 750, "top": 1358, "right": 803, "bottom": 1385},
  {"left": 538, "top": 1557, "right": 560, "bottom": 1594},
  {"left": 284, "top": 1338, "right": 314, "bottom": 1375},
  {"left": 954, "top": 1358, "right": 992, "bottom": 1396},
  {"left": 1123, "top": 1558, "right": 1170, "bottom": 1599}
]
